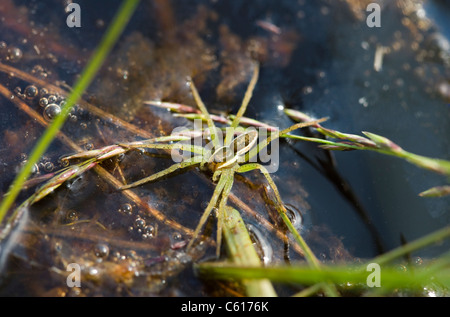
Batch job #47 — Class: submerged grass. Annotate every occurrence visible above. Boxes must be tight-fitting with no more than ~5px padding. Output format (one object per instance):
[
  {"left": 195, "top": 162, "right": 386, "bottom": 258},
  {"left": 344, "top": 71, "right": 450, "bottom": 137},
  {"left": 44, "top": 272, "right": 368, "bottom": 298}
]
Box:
[{"left": 0, "top": 0, "right": 140, "bottom": 228}]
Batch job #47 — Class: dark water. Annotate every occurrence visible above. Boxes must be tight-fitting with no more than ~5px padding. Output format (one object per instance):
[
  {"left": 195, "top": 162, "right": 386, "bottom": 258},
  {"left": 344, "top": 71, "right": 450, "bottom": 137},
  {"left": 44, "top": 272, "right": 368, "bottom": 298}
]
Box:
[{"left": 0, "top": 0, "right": 448, "bottom": 296}]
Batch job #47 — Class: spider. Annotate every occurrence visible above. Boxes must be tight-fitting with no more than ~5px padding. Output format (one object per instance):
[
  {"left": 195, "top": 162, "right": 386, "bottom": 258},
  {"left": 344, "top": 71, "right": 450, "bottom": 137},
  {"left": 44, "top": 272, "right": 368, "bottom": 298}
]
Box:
[{"left": 113, "top": 62, "right": 326, "bottom": 259}]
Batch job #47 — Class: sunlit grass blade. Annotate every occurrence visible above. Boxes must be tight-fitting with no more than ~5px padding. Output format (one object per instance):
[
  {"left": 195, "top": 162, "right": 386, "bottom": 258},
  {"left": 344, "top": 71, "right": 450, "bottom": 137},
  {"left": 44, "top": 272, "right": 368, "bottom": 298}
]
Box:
[
  {"left": 222, "top": 206, "right": 277, "bottom": 297},
  {"left": 419, "top": 186, "right": 450, "bottom": 198},
  {"left": 26, "top": 159, "right": 98, "bottom": 206},
  {"left": 196, "top": 261, "right": 450, "bottom": 294},
  {"left": 198, "top": 226, "right": 450, "bottom": 295}
]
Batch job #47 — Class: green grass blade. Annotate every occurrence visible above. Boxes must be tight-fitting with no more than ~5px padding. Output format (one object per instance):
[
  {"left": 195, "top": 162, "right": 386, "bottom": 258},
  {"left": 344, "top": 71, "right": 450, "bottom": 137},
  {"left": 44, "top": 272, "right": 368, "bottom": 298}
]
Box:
[
  {"left": 196, "top": 261, "right": 450, "bottom": 293},
  {"left": 222, "top": 206, "right": 277, "bottom": 297}
]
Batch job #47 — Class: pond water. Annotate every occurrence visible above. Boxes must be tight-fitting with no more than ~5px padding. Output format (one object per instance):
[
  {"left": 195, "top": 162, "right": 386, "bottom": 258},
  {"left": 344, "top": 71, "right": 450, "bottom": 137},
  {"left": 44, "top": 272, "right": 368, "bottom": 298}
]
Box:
[{"left": 0, "top": 0, "right": 448, "bottom": 296}]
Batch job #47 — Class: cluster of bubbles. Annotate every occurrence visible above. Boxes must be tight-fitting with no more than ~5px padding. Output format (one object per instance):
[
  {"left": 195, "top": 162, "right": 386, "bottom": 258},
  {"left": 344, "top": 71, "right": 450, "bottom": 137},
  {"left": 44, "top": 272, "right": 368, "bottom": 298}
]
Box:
[
  {"left": 117, "top": 203, "right": 187, "bottom": 250},
  {"left": 131, "top": 215, "right": 156, "bottom": 239},
  {"left": 117, "top": 203, "right": 157, "bottom": 240},
  {"left": 18, "top": 153, "right": 56, "bottom": 175},
  {"left": 38, "top": 89, "right": 67, "bottom": 122},
  {"left": 14, "top": 84, "right": 80, "bottom": 123}
]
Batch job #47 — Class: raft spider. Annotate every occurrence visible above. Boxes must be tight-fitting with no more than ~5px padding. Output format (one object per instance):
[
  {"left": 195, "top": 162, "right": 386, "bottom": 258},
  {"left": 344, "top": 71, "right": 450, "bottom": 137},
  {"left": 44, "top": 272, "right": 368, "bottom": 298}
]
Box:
[{"left": 116, "top": 62, "right": 326, "bottom": 257}]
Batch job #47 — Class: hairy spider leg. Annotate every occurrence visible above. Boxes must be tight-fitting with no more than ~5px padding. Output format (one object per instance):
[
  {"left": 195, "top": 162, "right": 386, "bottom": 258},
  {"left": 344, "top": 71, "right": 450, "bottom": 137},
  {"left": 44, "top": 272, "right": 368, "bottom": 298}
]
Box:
[
  {"left": 119, "top": 155, "right": 203, "bottom": 190},
  {"left": 185, "top": 166, "right": 237, "bottom": 256},
  {"left": 244, "top": 117, "right": 329, "bottom": 164},
  {"left": 236, "top": 163, "right": 320, "bottom": 268},
  {"left": 224, "top": 63, "right": 260, "bottom": 146},
  {"left": 189, "top": 76, "right": 220, "bottom": 151},
  {"left": 214, "top": 168, "right": 236, "bottom": 256},
  {"left": 186, "top": 168, "right": 226, "bottom": 251}
]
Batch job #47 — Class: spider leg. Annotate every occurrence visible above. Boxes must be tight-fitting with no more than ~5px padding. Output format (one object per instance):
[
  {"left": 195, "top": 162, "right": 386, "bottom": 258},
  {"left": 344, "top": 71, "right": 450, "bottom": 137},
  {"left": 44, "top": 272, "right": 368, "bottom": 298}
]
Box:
[
  {"left": 230, "top": 62, "right": 259, "bottom": 128},
  {"left": 245, "top": 117, "right": 328, "bottom": 163},
  {"left": 215, "top": 168, "right": 235, "bottom": 257},
  {"left": 186, "top": 169, "right": 227, "bottom": 252},
  {"left": 225, "top": 62, "right": 260, "bottom": 145},
  {"left": 119, "top": 156, "right": 202, "bottom": 190},
  {"left": 237, "top": 163, "right": 321, "bottom": 268},
  {"left": 189, "top": 79, "right": 220, "bottom": 150}
]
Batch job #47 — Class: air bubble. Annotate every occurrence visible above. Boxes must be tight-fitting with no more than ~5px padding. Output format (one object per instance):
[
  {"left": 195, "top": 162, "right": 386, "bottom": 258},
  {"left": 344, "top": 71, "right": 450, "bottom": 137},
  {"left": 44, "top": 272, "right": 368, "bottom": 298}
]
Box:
[
  {"left": 69, "top": 114, "right": 78, "bottom": 122},
  {"left": 127, "top": 250, "right": 138, "bottom": 260},
  {"left": 144, "top": 225, "right": 155, "bottom": 237},
  {"left": 47, "top": 94, "right": 57, "bottom": 104},
  {"left": 135, "top": 216, "right": 146, "bottom": 229},
  {"left": 39, "top": 97, "right": 48, "bottom": 107},
  {"left": 112, "top": 251, "right": 126, "bottom": 261},
  {"left": 65, "top": 210, "right": 79, "bottom": 222},
  {"left": 7, "top": 47, "right": 22, "bottom": 62},
  {"left": 39, "top": 88, "right": 48, "bottom": 96},
  {"left": 43, "top": 161, "right": 54, "bottom": 172},
  {"left": 59, "top": 157, "right": 70, "bottom": 167},
  {"left": 43, "top": 103, "right": 61, "bottom": 121},
  {"left": 24, "top": 85, "right": 38, "bottom": 99},
  {"left": 119, "top": 203, "right": 133, "bottom": 215},
  {"left": 94, "top": 243, "right": 109, "bottom": 258},
  {"left": 172, "top": 232, "right": 182, "bottom": 241}
]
